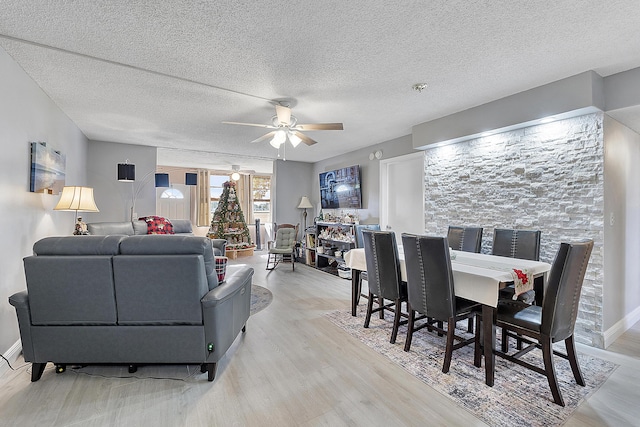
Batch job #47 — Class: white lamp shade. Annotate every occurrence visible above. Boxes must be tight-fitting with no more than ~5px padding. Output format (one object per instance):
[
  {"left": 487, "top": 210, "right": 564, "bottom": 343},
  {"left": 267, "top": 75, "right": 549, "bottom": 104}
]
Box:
[
  {"left": 297, "top": 196, "right": 313, "bottom": 209},
  {"left": 269, "top": 130, "right": 286, "bottom": 148},
  {"left": 288, "top": 131, "right": 302, "bottom": 147},
  {"left": 54, "top": 186, "right": 99, "bottom": 212}
]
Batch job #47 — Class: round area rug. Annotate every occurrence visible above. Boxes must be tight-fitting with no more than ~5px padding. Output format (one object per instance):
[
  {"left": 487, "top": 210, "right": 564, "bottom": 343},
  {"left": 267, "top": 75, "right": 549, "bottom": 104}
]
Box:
[{"left": 250, "top": 285, "right": 273, "bottom": 315}]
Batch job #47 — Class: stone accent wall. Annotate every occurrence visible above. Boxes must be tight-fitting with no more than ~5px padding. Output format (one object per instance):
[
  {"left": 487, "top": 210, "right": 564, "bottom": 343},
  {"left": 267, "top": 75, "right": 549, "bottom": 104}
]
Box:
[{"left": 423, "top": 113, "right": 604, "bottom": 347}]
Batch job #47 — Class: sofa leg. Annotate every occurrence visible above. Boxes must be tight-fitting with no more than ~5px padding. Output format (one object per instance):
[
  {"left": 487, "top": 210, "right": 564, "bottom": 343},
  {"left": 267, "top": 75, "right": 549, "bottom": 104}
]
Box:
[
  {"left": 207, "top": 363, "right": 217, "bottom": 381},
  {"left": 242, "top": 324, "right": 246, "bottom": 333},
  {"left": 31, "top": 363, "right": 46, "bottom": 382},
  {"left": 200, "top": 363, "right": 207, "bottom": 373},
  {"left": 128, "top": 364, "right": 137, "bottom": 374}
]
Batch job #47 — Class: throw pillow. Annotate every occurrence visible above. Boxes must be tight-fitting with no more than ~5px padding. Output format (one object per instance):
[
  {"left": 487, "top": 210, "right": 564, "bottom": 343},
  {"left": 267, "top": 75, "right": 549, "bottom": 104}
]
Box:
[
  {"left": 139, "top": 216, "right": 175, "bottom": 234},
  {"left": 215, "top": 256, "right": 228, "bottom": 283}
]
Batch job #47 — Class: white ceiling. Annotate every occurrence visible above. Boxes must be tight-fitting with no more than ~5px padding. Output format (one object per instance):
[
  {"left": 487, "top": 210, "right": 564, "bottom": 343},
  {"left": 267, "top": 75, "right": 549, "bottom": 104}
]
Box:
[{"left": 2, "top": 1, "right": 640, "bottom": 173}]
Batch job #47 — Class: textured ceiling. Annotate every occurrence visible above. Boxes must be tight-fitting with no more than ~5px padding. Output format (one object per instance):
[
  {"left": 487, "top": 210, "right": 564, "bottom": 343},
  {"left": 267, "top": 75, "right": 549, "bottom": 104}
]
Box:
[{"left": 2, "top": 1, "right": 640, "bottom": 171}]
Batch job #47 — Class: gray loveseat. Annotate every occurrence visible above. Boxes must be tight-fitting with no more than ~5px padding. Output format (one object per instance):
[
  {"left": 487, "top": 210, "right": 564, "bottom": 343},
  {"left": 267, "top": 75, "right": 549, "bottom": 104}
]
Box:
[
  {"left": 86, "top": 219, "right": 227, "bottom": 256},
  {"left": 9, "top": 234, "right": 253, "bottom": 382}
]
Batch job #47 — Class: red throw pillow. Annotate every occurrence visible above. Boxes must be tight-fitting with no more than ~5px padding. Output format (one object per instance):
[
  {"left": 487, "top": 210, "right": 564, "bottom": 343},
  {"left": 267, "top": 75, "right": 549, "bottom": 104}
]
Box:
[{"left": 139, "top": 216, "right": 174, "bottom": 234}]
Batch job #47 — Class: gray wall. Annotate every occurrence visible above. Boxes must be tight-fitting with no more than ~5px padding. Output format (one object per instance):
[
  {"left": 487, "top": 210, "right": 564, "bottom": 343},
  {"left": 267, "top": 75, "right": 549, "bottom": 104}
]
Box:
[
  {"left": 311, "top": 135, "right": 415, "bottom": 224},
  {"left": 273, "top": 160, "right": 314, "bottom": 229},
  {"left": 0, "top": 47, "right": 89, "bottom": 369},
  {"left": 603, "top": 115, "right": 640, "bottom": 338},
  {"left": 87, "top": 140, "right": 157, "bottom": 222}
]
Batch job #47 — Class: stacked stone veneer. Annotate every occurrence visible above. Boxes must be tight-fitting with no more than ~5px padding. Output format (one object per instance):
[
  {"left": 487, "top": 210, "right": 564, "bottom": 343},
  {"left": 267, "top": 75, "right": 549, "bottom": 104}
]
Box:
[{"left": 423, "top": 113, "right": 604, "bottom": 347}]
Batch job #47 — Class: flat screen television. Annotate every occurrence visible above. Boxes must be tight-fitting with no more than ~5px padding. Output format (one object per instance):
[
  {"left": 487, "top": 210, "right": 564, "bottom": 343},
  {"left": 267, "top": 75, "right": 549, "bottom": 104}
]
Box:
[{"left": 319, "top": 165, "right": 362, "bottom": 209}]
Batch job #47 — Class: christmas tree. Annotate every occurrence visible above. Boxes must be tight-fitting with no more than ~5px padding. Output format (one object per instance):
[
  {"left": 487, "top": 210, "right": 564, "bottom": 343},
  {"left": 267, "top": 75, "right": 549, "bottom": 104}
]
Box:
[{"left": 208, "top": 181, "right": 254, "bottom": 250}]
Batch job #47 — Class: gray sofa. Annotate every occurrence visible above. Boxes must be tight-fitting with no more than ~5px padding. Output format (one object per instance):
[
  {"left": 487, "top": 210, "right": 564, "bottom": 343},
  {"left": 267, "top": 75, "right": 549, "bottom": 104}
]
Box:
[
  {"left": 86, "top": 219, "right": 227, "bottom": 256},
  {"left": 9, "top": 234, "right": 253, "bottom": 382}
]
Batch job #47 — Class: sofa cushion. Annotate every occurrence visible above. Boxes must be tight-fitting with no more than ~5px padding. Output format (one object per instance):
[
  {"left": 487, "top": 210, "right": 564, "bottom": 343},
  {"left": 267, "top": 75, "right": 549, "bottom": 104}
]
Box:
[
  {"left": 171, "top": 219, "right": 193, "bottom": 234},
  {"left": 33, "top": 235, "right": 125, "bottom": 255},
  {"left": 86, "top": 222, "right": 135, "bottom": 236},
  {"left": 119, "top": 235, "right": 218, "bottom": 289},
  {"left": 139, "top": 216, "right": 174, "bottom": 234}
]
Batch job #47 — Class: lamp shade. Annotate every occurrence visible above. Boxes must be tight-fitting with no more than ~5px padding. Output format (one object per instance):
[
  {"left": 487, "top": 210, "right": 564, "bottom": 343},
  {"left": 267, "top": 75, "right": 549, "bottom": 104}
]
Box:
[
  {"left": 117, "top": 163, "right": 135, "bottom": 182},
  {"left": 185, "top": 173, "right": 197, "bottom": 185},
  {"left": 155, "top": 173, "right": 170, "bottom": 187},
  {"left": 54, "top": 186, "right": 99, "bottom": 212},
  {"left": 297, "top": 196, "right": 313, "bottom": 209}
]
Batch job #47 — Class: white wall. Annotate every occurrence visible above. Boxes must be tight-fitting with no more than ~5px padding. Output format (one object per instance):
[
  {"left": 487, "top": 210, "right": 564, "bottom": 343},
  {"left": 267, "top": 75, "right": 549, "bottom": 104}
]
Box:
[
  {"left": 0, "top": 47, "right": 89, "bottom": 368},
  {"left": 602, "top": 115, "right": 640, "bottom": 345},
  {"left": 273, "top": 160, "right": 314, "bottom": 228}
]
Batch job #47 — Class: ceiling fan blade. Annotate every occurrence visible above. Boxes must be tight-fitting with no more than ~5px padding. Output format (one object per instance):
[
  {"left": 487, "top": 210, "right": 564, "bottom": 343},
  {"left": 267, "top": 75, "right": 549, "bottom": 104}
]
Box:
[
  {"left": 251, "top": 131, "right": 276, "bottom": 143},
  {"left": 222, "top": 121, "right": 275, "bottom": 129},
  {"left": 275, "top": 105, "right": 292, "bottom": 125},
  {"left": 295, "top": 123, "right": 344, "bottom": 131},
  {"left": 294, "top": 131, "right": 318, "bottom": 146}
]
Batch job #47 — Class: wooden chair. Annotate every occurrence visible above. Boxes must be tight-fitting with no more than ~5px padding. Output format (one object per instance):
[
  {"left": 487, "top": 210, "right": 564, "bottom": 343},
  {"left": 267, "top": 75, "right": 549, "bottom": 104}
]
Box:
[
  {"left": 495, "top": 240, "right": 594, "bottom": 406},
  {"left": 401, "top": 233, "right": 481, "bottom": 373},
  {"left": 362, "top": 230, "right": 408, "bottom": 344}
]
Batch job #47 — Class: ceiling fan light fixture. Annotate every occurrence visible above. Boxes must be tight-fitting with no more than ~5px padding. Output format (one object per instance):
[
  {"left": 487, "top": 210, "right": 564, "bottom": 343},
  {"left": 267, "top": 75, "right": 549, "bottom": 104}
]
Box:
[
  {"left": 288, "top": 131, "right": 302, "bottom": 147},
  {"left": 231, "top": 172, "right": 241, "bottom": 181},
  {"left": 270, "top": 129, "right": 287, "bottom": 148}
]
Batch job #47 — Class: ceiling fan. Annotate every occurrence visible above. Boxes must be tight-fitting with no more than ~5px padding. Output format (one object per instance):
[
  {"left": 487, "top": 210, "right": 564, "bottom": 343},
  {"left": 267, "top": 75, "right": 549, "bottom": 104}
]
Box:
[{"left": 223, "top": 104, "right": 343, "bottom": 147}]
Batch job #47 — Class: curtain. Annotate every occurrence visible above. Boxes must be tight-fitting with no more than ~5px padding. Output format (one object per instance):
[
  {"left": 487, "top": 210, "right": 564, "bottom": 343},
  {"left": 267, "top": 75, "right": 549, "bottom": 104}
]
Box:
[{"left": 196, "top": 169, "right": 210, "bottom": 227}]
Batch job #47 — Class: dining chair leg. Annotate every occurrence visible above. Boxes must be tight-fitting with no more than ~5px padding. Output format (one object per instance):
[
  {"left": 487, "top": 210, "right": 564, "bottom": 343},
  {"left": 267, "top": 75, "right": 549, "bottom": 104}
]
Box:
[
  {"left": 542, "top": 336, "right": 564, "bottom": 407},
  {"left": 364, "top": 292, "right": 375, "bottom": 328},
  {"left": 565, "top": 335, "right": 585, "bottom": 386},
  {"left": 379, "top": 297, "right": 385, "bottom": 319},
  {"left": 501, "top": 326, "right": 509, "bottom": 352},
  {"left": 404, "top": 307, "right": 415, "bottom": 352},
  {"left": 356, "top": 274, "right": 363, "bottom": 306},
  {"left": 473, "top": 314, "right": 482, "bottom": 368},
  {"left": 437, "top": 320, "right": 444, "bottom": 337},
  {"left": 442, "top": 317, "right": 456, "bottom": 373},
  {"left": 390, "top": 299, "right": 402, "bottom": 344},
  {"left": 467, "top": 317, "right": 474, "bottom": 333}
]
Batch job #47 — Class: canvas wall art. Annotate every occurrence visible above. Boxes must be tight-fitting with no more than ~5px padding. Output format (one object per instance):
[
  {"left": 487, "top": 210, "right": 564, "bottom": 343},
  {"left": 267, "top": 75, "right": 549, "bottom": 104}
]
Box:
[{"left": 30, "top": 142, "right": 66, "bottom": 194}]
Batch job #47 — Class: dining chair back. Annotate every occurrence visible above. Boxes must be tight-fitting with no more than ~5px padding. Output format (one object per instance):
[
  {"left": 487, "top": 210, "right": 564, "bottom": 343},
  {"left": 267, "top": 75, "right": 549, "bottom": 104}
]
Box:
[
  {"left": 446, "top": 226, "right": 483, "bottom": 253},
  {"left": 362, "top": 230, "right": 407, "bottom": 343},
  {"left": 354, "top": 224, "right": 381, "bottom": 248},
  {"left": 401, "top": 233, "right": 480, "bottom": 373},
  {"left": 496, "top": 239, "right": 594, "bottom": 406},
  {"left": 492, "top": 228, "right": 541, "bottom": 261}
]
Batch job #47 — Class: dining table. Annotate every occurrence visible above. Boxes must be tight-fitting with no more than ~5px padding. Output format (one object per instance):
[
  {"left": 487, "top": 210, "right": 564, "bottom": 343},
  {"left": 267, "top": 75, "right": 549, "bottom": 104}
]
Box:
[{"left": 344, "top": 247, "right": 552, "bottom": 387}]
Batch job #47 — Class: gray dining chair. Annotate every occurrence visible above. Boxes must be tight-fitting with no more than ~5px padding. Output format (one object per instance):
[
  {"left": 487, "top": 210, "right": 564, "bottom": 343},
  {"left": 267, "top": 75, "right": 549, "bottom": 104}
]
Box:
[
  {"left": 401, "top": 233, "right": 481, "bottom": 373},
  {"left": 492, "top": 228, "right": 542, "bottom": 304},
  {"left": 354, "top": 224, "right": 381, "bottom": 306},
  {"left": 495, "top": 240, "right": 593, "bottom": 406},
  {"left": 447, "top": 226, "right": 483, "bottom": 253},
  {"left": 362, "top": 230, "right": 408, "bottom": 344}
]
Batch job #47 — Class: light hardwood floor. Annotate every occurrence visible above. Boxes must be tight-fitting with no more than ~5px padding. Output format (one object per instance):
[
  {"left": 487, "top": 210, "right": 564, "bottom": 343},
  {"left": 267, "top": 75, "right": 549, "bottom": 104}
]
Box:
[{"left": 1, "top": 252, "right": 639, "bottom": 426}]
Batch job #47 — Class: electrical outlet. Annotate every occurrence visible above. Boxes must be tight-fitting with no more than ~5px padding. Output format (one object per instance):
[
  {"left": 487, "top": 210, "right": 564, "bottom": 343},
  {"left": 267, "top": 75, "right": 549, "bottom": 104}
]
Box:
[{"left": 610, "top": 212, "right": 615, "bottom": 226}]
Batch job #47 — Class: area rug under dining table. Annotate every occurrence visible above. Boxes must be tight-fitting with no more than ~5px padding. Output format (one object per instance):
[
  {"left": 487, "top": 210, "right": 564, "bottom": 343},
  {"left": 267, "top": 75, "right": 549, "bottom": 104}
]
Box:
[{"left": 326, "top": 308, "right": 617, "bottom": 427}]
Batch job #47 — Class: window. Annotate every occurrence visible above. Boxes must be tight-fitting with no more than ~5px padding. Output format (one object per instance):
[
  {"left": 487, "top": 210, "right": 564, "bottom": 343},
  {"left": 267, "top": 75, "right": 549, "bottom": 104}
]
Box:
[
  {"left": 209, "top": 175, "right": 228, "bottom": 215},
  {"left": 252, "top": 176, "right": 271, "bottom": 223},
  {"left": 160, "top": 188, "right": 184, "bottom": 199}
]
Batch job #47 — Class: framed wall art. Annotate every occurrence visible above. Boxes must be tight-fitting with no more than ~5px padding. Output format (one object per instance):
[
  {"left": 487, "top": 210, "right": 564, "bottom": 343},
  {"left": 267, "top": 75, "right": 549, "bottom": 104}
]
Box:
[{"left": 30, "top": 142, "right": 66, "bottom": 194}]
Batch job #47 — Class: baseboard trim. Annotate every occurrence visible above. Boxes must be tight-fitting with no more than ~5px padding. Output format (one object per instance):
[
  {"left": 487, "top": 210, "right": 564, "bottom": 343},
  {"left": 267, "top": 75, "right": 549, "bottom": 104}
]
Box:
[
  {"left": 0, "top": 340, "right": 22, "bottom": 378},
  {"left": 603, "top": 305, "right": 640, "bottom": 348}
]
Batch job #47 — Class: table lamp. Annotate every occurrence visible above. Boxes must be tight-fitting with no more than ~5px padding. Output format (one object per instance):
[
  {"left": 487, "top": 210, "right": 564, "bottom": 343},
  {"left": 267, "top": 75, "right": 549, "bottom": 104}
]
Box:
[{"left": 54, "top": 186, "right": 100, "bottom": 234}]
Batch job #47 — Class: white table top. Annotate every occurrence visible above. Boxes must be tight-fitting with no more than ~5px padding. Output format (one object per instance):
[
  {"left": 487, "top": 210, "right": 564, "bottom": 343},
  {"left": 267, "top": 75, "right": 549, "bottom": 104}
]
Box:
[{"left": 344, "top": 247, "right": 551, "bottom": 308}]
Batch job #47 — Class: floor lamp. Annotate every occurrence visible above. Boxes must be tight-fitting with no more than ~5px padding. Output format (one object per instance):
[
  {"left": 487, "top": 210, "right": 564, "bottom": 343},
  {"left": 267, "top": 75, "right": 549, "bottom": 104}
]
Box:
[
  {"left": 54, "top": 186, "right": 100, "bottom": 234},
  {"left": 297, "top": 196, "right": 313, "bottom": 232}
]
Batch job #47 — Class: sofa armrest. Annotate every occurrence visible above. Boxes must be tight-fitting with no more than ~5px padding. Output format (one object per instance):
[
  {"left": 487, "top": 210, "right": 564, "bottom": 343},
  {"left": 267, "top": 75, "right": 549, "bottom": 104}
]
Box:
[
  {"left": 210, "top": 239, "right": 227, "bottom": 257},
  {"left": 8, "top": 291, "right": 36, "bottom": 362},
  {"left": 200, "top": 266, "right": 253, "bottom": 361}
]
